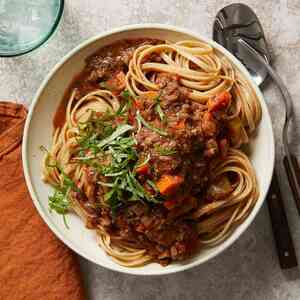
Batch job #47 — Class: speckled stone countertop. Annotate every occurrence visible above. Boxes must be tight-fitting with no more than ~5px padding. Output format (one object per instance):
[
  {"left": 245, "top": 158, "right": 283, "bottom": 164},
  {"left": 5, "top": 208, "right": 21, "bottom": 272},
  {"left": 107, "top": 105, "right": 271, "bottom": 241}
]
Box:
[{"left": 2, "top": 0, "right": 300, "bottom": 299}]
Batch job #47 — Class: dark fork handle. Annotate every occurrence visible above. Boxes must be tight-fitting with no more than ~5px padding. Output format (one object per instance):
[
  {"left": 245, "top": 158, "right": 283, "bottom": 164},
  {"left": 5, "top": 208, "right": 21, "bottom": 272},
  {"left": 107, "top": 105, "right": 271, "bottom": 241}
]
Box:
[
  {"left": 283, "top": 154, "right": 300, "bottom": 215},
  {"left": 267, "top": 170, "right": 298, "bottom": 269}
]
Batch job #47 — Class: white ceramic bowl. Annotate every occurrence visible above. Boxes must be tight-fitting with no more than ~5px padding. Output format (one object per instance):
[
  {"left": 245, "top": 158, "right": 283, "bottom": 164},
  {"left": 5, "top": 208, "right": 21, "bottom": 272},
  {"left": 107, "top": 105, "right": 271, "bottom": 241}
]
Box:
[{"left": 22, "top": 24, "right": 274, "bottom": 276}]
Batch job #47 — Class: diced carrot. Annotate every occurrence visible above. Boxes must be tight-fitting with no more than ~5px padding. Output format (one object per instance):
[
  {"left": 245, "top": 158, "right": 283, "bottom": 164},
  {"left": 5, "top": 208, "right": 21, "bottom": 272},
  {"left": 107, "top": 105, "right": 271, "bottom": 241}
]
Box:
[
  {"left": 174, "top": 119, "right": 185, "bottom": 130},
  {"left": 136, "top": 92, "right": 159, "bottom": 107},
  {"left": 141, "top": 91, "right": 159, "bottom": 101},
  {"left": 135, "top": 163, "right": 150, "bottom": 176},
  {"left": 156, "top": 174, "right": 184, "bottom": 196}
]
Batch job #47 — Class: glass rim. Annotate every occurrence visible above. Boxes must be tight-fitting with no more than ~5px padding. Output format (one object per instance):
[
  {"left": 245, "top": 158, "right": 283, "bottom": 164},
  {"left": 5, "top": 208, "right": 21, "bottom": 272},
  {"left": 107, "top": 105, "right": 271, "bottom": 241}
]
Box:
[{"left": 0, "top": 0, "right": 65, "bottom": 58}]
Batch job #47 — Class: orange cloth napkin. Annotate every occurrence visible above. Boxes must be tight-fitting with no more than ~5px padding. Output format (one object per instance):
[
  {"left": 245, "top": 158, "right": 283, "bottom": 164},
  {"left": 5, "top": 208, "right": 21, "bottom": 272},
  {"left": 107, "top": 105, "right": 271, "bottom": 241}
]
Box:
[{"left": 0, "top": 102, "right": 86, "bottom": 300}]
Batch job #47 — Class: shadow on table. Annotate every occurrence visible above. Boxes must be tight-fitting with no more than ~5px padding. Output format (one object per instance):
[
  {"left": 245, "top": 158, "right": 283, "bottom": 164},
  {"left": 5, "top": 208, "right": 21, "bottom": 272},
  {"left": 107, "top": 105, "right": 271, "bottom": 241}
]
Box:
[{"left": 283, "top": 268, "right": 300, "bottom": 281}]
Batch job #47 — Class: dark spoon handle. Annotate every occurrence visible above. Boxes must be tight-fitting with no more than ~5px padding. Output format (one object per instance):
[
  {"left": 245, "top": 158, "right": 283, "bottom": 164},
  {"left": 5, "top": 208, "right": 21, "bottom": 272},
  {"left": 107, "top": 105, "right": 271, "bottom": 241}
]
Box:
[
  {"left": 283, "top": 154, "right": 300, "bottom": 215},
  {"left": 267, "top": 170, "right": 297, "bottom": 268}
]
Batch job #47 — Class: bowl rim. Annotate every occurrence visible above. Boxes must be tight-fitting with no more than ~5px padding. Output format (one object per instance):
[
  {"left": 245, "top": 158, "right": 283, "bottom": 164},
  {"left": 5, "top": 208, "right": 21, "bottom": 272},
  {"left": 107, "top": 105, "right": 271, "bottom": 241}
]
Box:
[{"left": 22, "top": 23, "right": 275, "bottom": 276}]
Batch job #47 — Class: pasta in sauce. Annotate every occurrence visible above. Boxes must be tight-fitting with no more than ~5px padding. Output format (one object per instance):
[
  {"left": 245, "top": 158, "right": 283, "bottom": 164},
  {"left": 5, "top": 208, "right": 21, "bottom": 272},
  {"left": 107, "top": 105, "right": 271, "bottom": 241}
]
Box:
[{"left": 42, "top": 38, "right": 260, "bottom": 267}]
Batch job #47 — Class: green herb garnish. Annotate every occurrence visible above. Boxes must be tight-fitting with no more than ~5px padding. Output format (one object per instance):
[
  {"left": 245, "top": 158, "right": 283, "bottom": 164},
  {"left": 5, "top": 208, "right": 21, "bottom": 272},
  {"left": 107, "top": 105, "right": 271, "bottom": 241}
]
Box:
[
  {"left": 135, "top": 153, "right": 151, "bottom": 168},
  {"left": 76, "top": 110, "right": 122, "bottom": 158},
  {"left": 146, "top": 179, "right": 159, "bottom": 193},
  {"left": 97, "top": 124, "right": 133, "bottom": 148},
  {"left": 155, "top": 145, "right": 177, "bottom": 156},
  {"left": 155, "top": 103, "right": 165, "bottom": 122},
  {"left": 49, "top": 171, "right": 81, "bottom": 228},
  {"left": 40, "top": 146, "right": 82, "bottom": 228},
  {"left": 121, "top": 89, "right": 131, "bottom": 100},
  {"left": 154, "top": 93, "right": 166, "bottom": 122},
  {"left": 76, "top": 113, "right": 160, "bottom": 212},
  {"left": 136, "top": 111, "right": 168, "bottom": 137}
]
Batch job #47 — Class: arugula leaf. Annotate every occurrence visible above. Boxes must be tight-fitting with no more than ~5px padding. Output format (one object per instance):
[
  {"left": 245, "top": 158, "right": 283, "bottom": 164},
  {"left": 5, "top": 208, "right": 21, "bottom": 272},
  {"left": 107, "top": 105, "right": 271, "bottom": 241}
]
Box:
[
  {"left": 154, "top": 93, "right": 166, "bottom": 122},
  {"left": 97, "top": 180, "right": 114, "bottom": 187},
  {"left": 48, "top": 188, "right": 70, "bottom": 214},
  {"left": 76, "top": 110, "right": 128, "bottom": 158},
  {"left": 121, "top": 89, "right": 135, "bottom": 116},
  {"left": 97, "top": 124, "right": 133, "bottom": 148},
  {"left": 74, "top": 108, "right": 162, "bottom": 212},
  {"left": 146, "top": 179, "right": 159, "bottom": 193},
  {"left": 121, "top": 89, "right": 131, "bottom": 99},
  {"left": 47, "top": 171, "right": 80, "bottom": 229},
  {"left": 41, "top": 145, "right": 80, "bottom": 228},
  {"left": 48, "top": 188, "right": 70, "bottom": 229},
  {"left": 136, "top": 112, "right": 168, "bottom": 137},
  {"left": 155, "top": 102, "right": 166, "bottom": 122},
  {"left": 135, "top": 153, "right": 150, "bottom": 168},
  {"left": 115, "top": 102, "right": 128, "bottom": 116}
]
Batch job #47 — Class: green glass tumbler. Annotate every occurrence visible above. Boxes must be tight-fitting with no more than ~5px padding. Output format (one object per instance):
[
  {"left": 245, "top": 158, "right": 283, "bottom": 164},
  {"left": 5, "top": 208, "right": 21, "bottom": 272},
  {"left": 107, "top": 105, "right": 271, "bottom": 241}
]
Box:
[{"left": 0, "top": 0, "right": 64, "bottom": 57}]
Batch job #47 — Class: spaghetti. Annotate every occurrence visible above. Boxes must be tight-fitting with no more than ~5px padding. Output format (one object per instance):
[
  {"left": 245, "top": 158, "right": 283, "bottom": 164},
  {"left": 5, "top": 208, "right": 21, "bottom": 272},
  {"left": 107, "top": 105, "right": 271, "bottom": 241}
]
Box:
[{"left": 42, "top": 38, "right": 261, "bottom": 267}]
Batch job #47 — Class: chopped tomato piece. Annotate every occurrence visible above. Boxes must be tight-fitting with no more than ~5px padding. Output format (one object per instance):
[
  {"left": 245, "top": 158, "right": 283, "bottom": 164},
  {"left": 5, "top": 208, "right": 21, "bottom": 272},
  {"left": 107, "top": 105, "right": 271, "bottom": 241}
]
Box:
[
  {"left": 208, "top": 91, "right": 231, "bottom": 113},
  {"left": 134, "top": 99, "right": 142, "bottom": 110},
  {"left": 127, "top": 110, "right": 135, "bottom": 125},
  {"left": 164, "top": 199, "right": 178, "bottom": 210},
  {"left": 174, "top": 74, "right": 180, "bottom": 81},
  {"left": 115, "top": 116, "right": 125, "bottom": 124},
  {"left": 135, "top": 163, "right": 150, "bottom": 176},
  {"left": 156, "top": 175, "right": 184, "bottom": 196},
  {"left": 95, "top": 111, "right": 103, "bottom": 117},
  {"left": 219, "top": 138, "right": 229, "bottom": 158}
]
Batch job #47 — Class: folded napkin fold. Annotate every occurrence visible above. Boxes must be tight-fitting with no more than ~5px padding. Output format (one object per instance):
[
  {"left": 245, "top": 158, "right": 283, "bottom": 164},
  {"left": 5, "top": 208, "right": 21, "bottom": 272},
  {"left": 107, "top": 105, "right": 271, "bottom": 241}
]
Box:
[{"left": 0, "top": 102, "right": 85, "bottom": 300}]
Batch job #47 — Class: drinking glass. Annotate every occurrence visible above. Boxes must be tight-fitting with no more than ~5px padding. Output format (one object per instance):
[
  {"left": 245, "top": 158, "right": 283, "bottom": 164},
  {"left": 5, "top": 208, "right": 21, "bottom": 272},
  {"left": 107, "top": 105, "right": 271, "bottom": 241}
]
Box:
[{"left": 0, "top": 0, "right": 64, "bottom": 57}]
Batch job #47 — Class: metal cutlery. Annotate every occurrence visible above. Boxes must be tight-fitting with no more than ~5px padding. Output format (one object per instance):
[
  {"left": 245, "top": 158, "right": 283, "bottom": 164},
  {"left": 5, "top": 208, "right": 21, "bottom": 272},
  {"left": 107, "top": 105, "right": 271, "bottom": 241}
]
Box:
[{"left": 213, "top": 3, "right": 298, "bottom": 269}]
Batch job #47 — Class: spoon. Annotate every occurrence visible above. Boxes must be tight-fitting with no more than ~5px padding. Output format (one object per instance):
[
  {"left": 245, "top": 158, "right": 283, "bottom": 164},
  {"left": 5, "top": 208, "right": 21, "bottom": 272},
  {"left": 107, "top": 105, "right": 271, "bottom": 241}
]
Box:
[{"left": 213, "top": 3, "right": 298, "bottom": 269}]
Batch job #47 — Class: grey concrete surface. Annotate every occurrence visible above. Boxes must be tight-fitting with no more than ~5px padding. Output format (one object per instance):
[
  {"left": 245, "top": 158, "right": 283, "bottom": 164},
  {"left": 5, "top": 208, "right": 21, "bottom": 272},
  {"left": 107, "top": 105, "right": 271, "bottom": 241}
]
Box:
[{"left": 2, "top": 1, "right": 300, "bottom": 299}]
